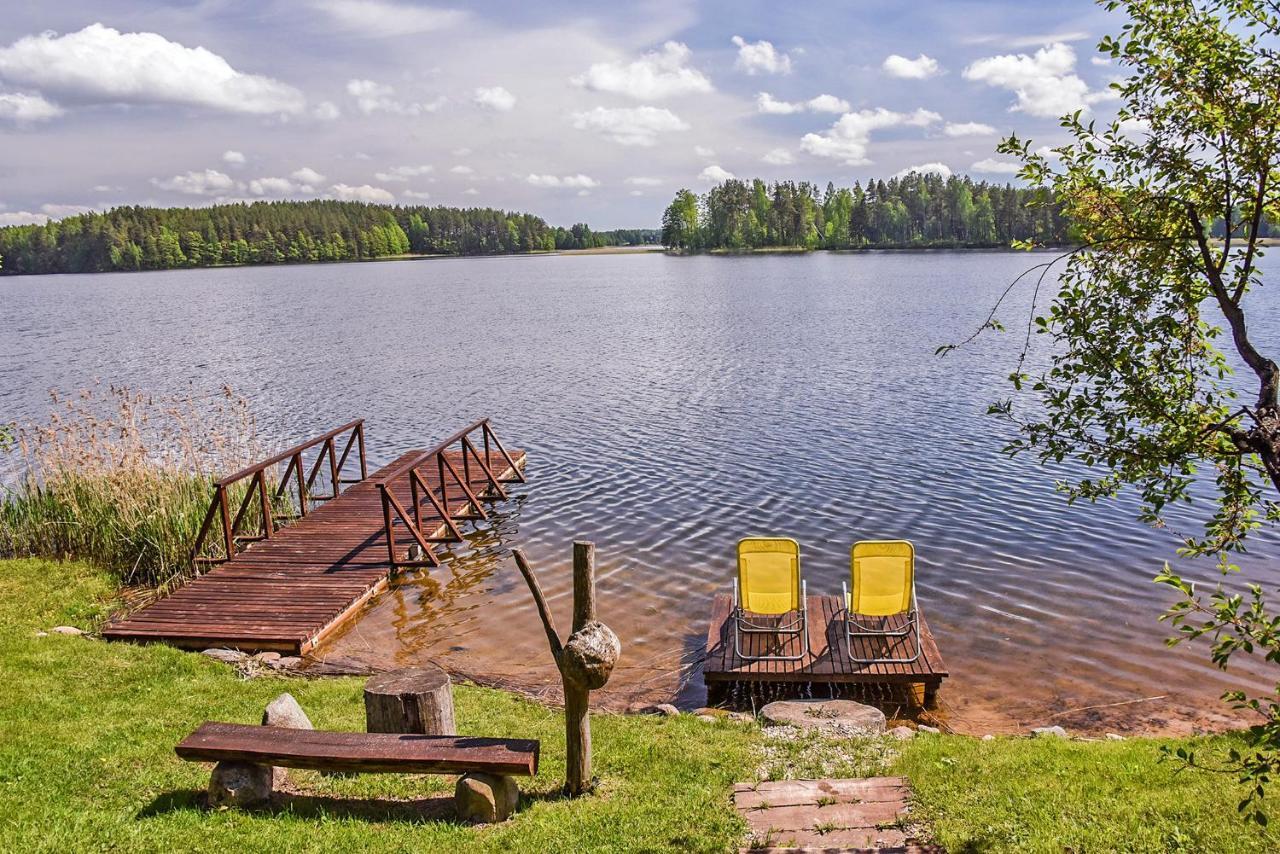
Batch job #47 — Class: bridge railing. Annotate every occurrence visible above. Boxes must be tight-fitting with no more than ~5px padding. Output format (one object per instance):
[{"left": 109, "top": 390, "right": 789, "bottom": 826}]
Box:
[
  {"left": 375, "top": 419, "right": 524, "bottom": 569},
  {"left": 191, "top": 419, "right": 367, "bottom": 566}
]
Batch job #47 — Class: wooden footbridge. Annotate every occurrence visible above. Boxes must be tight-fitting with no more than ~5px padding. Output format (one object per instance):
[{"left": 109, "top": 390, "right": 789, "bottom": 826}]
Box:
[{"left": 103, "top": 419, "right": 525, "bottom": 654}]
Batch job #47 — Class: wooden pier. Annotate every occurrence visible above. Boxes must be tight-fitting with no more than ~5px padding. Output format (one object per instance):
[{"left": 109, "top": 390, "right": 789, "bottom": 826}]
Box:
[
  {"left": 703, "top": 594, "right": 947, "bottom": 706},
  {"left": 103, "top": 419, "right": 525, "bottom": 655}
]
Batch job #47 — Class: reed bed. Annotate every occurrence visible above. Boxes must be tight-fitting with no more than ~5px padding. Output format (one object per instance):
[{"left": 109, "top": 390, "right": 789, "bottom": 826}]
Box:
[{"left": 0, "top": 385, "right": 266, "bottom": 588}]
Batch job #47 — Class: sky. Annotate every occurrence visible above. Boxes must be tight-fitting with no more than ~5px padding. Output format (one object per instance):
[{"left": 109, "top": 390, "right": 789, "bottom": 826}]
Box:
[{"left": 0, "top": 0, "right": 1128, "bottom": 229}]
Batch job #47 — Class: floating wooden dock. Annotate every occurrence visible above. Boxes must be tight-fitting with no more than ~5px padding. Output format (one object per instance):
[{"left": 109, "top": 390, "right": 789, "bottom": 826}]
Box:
[
  {"left": 703, "top": 594, "right": 947, "bottom": 706},
  {"left": 103, "top": 419, "right": 525, "bottom": 655}
]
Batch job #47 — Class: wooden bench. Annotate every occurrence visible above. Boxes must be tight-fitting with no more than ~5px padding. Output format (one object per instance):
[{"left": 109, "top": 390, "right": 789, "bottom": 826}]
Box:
[
  {"left": 177, "top": 721, "right": 539, "bottom": 821},
  {"left": 177, "top": 721, "right": 539, "bottom": 776}
]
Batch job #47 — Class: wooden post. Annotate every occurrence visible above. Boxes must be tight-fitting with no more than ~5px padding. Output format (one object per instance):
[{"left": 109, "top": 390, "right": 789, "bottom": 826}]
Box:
[
  {"left": 364, "top": 664, "right": 456, "bottom": 735},
  {"left": 512, "top": 541, "right": 620, "bottom": 797}
]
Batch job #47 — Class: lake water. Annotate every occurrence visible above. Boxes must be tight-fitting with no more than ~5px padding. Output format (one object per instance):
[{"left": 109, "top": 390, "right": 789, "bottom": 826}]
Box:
[{"left": 4, "top": 251, "right": 1278, "bottom": 734}]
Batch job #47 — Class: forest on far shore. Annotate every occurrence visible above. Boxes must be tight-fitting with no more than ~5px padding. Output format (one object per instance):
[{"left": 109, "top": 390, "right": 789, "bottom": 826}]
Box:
[
  {"left": 661, "top": 173, "right": 1076, "bottom": 250},
  {"left": 0, "top": 200, "right": 660, "bottom": 275}
]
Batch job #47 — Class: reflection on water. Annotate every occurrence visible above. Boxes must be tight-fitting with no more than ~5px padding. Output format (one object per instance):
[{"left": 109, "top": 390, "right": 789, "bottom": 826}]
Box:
[{"left": 3, "top": 251, "right": 1278, "bottom": 733}]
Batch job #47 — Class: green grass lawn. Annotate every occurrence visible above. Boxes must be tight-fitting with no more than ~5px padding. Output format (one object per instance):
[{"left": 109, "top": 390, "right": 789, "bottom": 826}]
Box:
[{"left": 0, "top": 557, "right": 1274, "bottom": 853}]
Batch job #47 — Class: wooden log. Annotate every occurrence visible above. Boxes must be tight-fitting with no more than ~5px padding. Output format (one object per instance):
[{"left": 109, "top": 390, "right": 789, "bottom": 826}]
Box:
[
  {"left": 364, "top": 664, "right": 456, "bottom": 736},
  {"left": 512, "top": 541, "right": 620, "bottom": 798}
]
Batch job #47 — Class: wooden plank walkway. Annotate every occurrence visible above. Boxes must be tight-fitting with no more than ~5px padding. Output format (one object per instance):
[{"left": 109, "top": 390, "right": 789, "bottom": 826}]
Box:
[
  {"left": 102, "top": 446, "right": 524, "bottom": 654},
  {"left": 704, "top": 595, "right": 947, "bottom": 705},
  {"left": 733, "top": 777, "right": 939, "bottom": 852}
]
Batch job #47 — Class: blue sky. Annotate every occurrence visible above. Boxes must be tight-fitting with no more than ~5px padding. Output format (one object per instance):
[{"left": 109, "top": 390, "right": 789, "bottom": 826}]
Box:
[{"left": 0, "top": 0, "right": 1126, "bottom": 229}]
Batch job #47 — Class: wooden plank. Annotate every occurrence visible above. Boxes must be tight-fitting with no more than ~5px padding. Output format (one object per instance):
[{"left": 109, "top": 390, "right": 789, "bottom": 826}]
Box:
[
  {"left": 176, "top": 722, "right": 538, "bottom": 776},
  {"left": 733, "top": 777, "right": 909, "bottom": 810}
]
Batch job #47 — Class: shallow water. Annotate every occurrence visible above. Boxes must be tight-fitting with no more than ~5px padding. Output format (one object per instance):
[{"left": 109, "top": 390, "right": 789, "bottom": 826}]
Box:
[{"left": 4, "top": 251, "right": 1278, "bottom": 733}]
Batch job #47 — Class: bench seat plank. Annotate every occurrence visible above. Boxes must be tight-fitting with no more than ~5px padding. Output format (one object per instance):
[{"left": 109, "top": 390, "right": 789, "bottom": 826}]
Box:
[{"left": 176, "top": 722, "right": 539, "bottom": 776}]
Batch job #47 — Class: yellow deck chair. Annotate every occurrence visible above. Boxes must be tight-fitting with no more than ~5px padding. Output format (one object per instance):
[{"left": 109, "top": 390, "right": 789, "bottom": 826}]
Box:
[
  {"left": 733, "top": 537, "right": 808, "bottom": 661},
  {"left": 843, "top": 540, "right": 920, "bottom": 664}
]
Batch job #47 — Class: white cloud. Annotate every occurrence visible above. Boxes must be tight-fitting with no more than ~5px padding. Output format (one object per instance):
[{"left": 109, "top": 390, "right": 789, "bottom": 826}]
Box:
[
  {"left": 963, "top": 42, "right": 1110, "bottom": 118},
  {"left": 526, "top": 173, "right": 600, "bottom": 188},
  {"left": 572, "top": 41, "right": 711, "bottom": 100},
  {"left": 694, "top": 145, "right": 716, "bottom": 158},
  {"left": 0, "top": 210, "right": 49, "bottom": 226},
  {"left": 0, "top": 24, "right": 304, "bottom": 115},
  {"left": 629, "top": 190, "right": 644, "bottom": 197},
  {"left": 244, "top": 169, "right": 323, "bottom": 197},
  {"left": 944, "top": 121, "right": 997, "bottom": 137},
  {"left": 450, "top": 165, "right": 473, "bottom": 175},
  {"left": 473, "top": 86, "right": 516, "bottom": 111},
  {"left": 451, "top": 146, "right": 472, "bottom": 156},
  {"left": 968, "top": 31, "right": 1091, "bottom": 48},
  {"left": 0, "top": 91, "right": 63, "bottom": 123},
  {"left": 757, "top": 92, "right": 802, "bottom": 114},
  {"left": 732, "top": 36, "right": 792, "bottom": 75},
  {"left": 800, "top": 107, "right": 940, "bottom": 165},
  {"left": 248, "top": 176, "right": 301, "bottom": 195},
  {"left": 882, "top": 54, "right": 941, "bottom": 80},
  {"left": 313, "top": 1, "right": 468, "bottom": 37},
  {"left": 762, "top": 147, "right": 794, "bottom": 165},
  {"left": 151, "top": 169, "right": 237, "bottom": 196},
  {"left": 625, "top": 176, "right": 663, "bottom": 186},
  {"left": 374, "top": 164, "right": 433, "bottom": 182},
  {"left": 756, "top": 92, "right": 850, "bottom": 115},
  {"left": 698, "top": 164, "right": 735, "bottom": 183},
  {"left": 462, "top": 187, "right": 478, "bottom": 195},
  {"left": 222, "top": 150, "right": 246, "bottom": 165},
  {"left": 1090, "top": 56, "right": 1112, "bottom": 66},
  {"left": 313, "top": 100, "right": 341, "bottom": 120},
  {"left": 291, "top": 166, "right": 325, "bottom": 184},
  {"left": 894, "top": 162, "right": 952, "bottom": 178},
  {"left": 402, "top": 189, "right": 432, "bottom": 200},
  {"left": 806, "top": 94, "right": 850, "bottom": 113},
  {"left": 346, "top": 79, "right": 443, "bottom": 115},
  {"left": 571, "top": 106, "right": 688, "bottom": 146},
  {"left": 328, "top": 183, "right": 395, "bottom": 203},
  {"left": 971, "top": 157, "right": 1021, "bottom": 174},
  {"left": 41, "top": 202, "right": 94, "bottom": 218}
]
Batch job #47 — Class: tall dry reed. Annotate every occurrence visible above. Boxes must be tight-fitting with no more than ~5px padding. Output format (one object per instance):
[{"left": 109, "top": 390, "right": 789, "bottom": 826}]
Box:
[{"left": 0, "top": 384, "right": 267, "bottom": 588}]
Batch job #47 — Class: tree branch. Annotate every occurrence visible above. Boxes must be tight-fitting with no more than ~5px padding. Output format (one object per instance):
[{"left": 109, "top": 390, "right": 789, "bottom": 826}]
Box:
[{"left": 512, "top": 548, "right": 564, "bottom": 663}]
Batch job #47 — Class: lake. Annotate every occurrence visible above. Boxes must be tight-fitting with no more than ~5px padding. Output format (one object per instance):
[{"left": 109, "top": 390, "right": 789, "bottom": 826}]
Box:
[{"left": 3, "top": 250, "right": 1277, "bottom": 734}]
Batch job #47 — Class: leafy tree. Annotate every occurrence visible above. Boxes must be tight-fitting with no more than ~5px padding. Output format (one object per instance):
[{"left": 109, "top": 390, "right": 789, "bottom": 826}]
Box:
[
  {"left": 953, "top": 0, "right": 1280, "bottom": 823},
  {"left": 661, "top": 189, "right": 701, "bottom": 249}
]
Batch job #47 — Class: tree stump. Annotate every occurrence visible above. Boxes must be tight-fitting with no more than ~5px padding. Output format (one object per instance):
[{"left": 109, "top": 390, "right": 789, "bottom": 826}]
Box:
[{"left": 364, "top": 664, "right": 456, "bottom": 735}]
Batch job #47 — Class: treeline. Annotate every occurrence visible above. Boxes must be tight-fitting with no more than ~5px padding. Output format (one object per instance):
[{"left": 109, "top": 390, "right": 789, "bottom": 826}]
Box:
[
  {"left": 661, "top": 173, "right": 1074, "bottom": 250},
  {"left": 0, "top": 200, "right": 653, "bottom": 275},
  {"left": 552, "top": 225, "right": 661, "bottom": 250}
]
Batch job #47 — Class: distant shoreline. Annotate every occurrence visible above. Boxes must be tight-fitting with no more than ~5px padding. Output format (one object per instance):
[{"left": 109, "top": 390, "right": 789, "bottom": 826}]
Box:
[{"left": 0, "top": 242, "right": 1099, "bottom": 277}]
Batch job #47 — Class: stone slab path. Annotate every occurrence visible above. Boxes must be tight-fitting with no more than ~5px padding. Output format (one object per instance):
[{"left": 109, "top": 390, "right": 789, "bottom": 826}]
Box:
[{"left": 733, "top": 776, "right": 940, "bottom": 852}]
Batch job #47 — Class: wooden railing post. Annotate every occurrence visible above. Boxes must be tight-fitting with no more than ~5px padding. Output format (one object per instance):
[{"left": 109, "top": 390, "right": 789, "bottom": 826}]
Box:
[
  {"left": 380, "top": 486, "right": 398, "bottom": 566},
  {"left": 294, "top": 452, "right": 307, "bottom": 517},
  {"left": 326, "top": 437, "right": 339, "bottom": 498},
  {"left": 357, "top": 422, "right": 368, "bottom": 480},
  {"left": 219, "top": 484, "right": 234, "bottom": 560},
  {"left": 256, "top": 470, "right": 274, "bottom": 538}
]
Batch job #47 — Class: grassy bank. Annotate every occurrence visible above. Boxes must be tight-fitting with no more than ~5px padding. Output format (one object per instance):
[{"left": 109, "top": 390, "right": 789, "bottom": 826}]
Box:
[{"left": 1, "top": 557, "right": 1273, "bottom": 852}]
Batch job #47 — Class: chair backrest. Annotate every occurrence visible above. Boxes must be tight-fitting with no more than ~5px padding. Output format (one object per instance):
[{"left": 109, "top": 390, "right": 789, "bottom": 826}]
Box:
[
  {"left": 851, "top": 540, "right": 914, "bottom": 616},
  {"left": 737, "top": 537, "right": 801, "bottom": 615}
]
